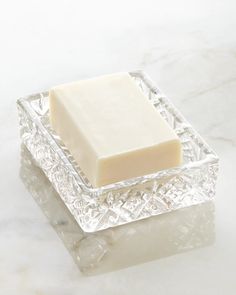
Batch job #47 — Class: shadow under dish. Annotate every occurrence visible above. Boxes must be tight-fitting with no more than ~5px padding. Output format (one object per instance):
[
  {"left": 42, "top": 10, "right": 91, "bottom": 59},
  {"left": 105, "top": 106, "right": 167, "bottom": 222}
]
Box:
[{"left": 20, "top": 144, "right": 215, "bottom": 275}]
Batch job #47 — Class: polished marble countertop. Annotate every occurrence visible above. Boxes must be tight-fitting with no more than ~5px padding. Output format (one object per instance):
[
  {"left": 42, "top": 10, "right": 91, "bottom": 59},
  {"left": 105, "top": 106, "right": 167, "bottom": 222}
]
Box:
[{"left": 1, "top": 0, "right": 236, "bottom": 294}]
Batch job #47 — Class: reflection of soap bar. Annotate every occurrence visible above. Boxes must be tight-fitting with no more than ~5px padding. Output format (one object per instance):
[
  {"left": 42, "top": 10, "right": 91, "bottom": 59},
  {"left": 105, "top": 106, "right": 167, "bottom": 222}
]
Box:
[{"left": 49, "top": 72, "right": 182, "bottom": 187}]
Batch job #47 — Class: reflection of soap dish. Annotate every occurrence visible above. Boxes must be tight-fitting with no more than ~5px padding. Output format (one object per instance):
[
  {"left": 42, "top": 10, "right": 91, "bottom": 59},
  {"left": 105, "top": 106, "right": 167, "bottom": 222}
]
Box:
[
  {"left": 20, "top": 144, "right": 215, "bottom": 275},
  {"left": 17, "top": 71, "right": 219, "bottom": 232}
]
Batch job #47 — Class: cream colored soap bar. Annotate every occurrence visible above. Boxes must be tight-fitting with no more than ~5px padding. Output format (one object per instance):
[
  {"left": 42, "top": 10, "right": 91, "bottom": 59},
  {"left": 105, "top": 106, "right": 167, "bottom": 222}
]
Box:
[{"left": 49, "top": 73, "right": 182, "bottom": 187}]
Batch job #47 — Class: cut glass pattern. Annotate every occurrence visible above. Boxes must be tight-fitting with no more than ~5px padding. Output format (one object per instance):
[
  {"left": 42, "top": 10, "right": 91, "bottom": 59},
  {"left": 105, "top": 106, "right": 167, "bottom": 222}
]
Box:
[{"left": 17, "top": 71, "right": 219, "bottom": 232}]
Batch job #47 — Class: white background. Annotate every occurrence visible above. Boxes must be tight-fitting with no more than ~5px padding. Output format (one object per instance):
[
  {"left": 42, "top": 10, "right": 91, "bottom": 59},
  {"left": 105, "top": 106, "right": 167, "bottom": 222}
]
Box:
[{"left": 1, "top": 0, "right": 236, "bottom": 294}]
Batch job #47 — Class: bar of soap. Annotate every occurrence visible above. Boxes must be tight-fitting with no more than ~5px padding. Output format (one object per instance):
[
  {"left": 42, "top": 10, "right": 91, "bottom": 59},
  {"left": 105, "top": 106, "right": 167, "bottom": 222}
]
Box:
[{"left": 49, "top": 73, "right": 182, "bottom": 187}]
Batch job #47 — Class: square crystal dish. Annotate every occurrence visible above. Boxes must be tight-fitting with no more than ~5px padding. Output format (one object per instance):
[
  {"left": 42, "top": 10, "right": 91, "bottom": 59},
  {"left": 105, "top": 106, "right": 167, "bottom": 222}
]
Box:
[{"left": 17, "top": 71, "right": 219, "bottom": 232}]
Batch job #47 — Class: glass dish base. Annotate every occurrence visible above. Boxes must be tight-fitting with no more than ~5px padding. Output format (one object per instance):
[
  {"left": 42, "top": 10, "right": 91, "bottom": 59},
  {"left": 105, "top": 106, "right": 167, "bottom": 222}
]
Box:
[{"left": 17, "top": 71, "right": 219, "bottom": 232}]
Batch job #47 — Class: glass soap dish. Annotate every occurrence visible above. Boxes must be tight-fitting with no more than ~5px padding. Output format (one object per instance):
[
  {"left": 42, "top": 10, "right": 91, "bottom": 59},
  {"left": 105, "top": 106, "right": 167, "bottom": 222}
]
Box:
[{"left": 17, "top": 71, "right": 219, "bottom": 232}]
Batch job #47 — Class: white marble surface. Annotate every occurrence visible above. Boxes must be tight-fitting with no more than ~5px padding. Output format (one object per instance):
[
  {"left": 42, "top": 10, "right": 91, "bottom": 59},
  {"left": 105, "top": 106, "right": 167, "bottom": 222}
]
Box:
[{"left": 1, "top": 0, "right": 236, "bottom": 294}]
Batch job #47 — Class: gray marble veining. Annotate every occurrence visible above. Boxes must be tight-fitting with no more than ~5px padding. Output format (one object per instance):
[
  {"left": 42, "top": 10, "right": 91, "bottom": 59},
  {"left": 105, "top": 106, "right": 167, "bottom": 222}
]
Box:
[{"left": 1, "top": 0, "right": 236, "bottom": 294}]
